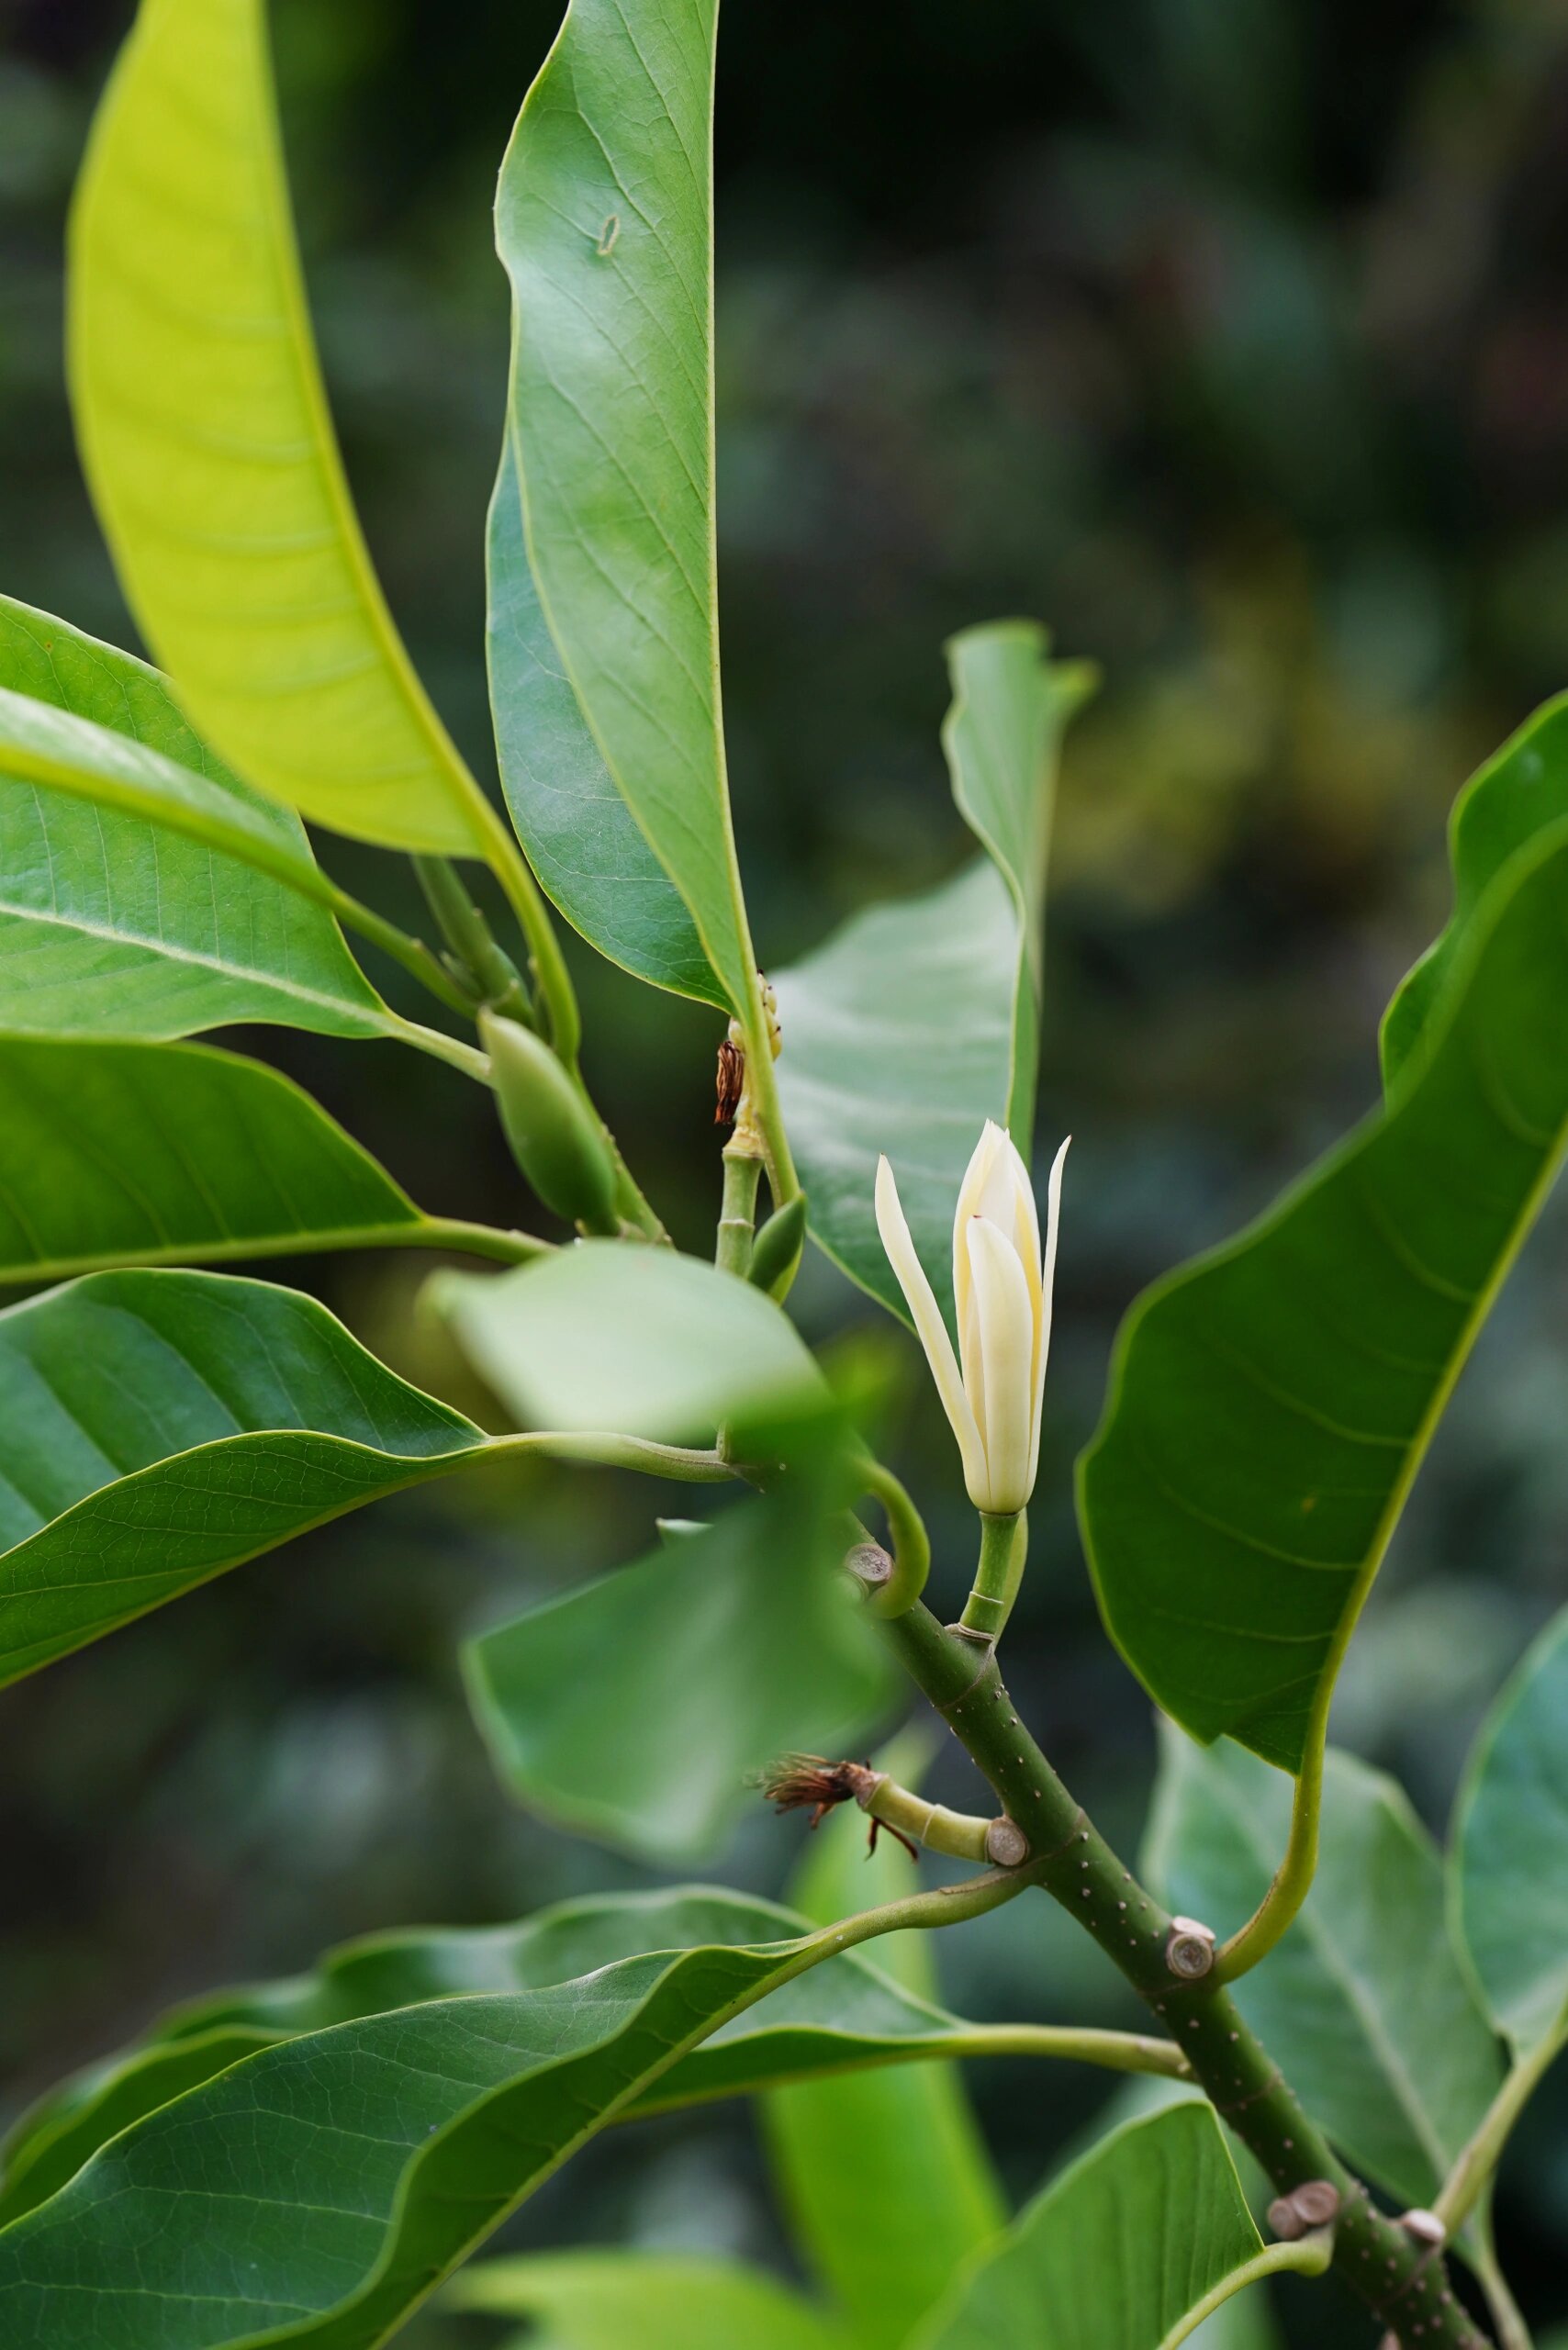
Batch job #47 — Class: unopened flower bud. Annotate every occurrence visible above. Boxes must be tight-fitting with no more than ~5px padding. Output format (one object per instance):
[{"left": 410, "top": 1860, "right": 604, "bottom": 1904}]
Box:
[
  {"left": 748, "top": 1193, "right": 807, "bottom": 1296},
  {"left": 479, "top": 1010, "right": 618, "bottom": 1235},
  {"left": 875, "top": 1124, "right": 1069, "bottom": 1515}
]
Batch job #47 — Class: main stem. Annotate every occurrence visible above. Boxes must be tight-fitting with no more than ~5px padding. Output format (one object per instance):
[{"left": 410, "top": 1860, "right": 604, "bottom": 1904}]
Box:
[
  {"left": 715, "top": 1144, "right": 762, "bottom": 1275},
  {"left": 876, "top": 1598, "right": 1490, "bottom": 2348}
]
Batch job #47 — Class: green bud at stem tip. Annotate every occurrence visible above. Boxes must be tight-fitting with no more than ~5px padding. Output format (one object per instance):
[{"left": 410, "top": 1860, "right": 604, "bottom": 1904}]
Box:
[
  {"left": 747, "top": 1192, "right": 807, "bottom": 1296},
  {"left": 478, "top": 1009, "right": 619, "bottom": 1236}
]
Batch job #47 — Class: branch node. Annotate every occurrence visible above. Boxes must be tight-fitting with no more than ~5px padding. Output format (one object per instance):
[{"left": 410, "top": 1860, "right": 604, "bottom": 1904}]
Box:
[
  {"left": 1267, "top": 2179, "right": 1338, "bottom": 2242},
  {"left": 983, "top": 1817, "right": 1030, "bottom": 1867},
  {"left": 1164, "top": 1915, "right": 1217, "bottom": 1980}
]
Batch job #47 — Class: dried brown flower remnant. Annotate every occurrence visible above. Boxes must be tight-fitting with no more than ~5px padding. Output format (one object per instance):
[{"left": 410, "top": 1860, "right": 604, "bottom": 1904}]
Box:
[
  {"left": 757, "top": 1755, "right": 918, "bottom": 1859},
  {"left": 714, "top": 1036, "right": 744, "bottom": 1125}
]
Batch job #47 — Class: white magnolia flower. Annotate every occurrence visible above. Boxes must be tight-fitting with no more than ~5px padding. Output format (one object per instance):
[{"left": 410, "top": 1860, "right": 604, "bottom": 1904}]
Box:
[{"left": 875, "top": 1123, "right": 1069, "bottom": 1516}]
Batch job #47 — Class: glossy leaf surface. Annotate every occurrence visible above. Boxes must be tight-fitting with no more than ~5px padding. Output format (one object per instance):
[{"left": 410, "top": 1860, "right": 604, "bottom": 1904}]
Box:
[
  {"left": 0, "top": 1270, "right": 484, "bottom": 1686},
  {"left": 0, "top": 1038, "right": 435, "bottom": 1283},
  {"left": 496, "top": 0, "right": 756, "bottom": 1012},
  {"left": 942, "top": 621, "right": 1092, "bottom": 1134},
  {"left": 1383, "top": 695, "right": 1568, "bottom": 1082},
  {"left": 69, "top": 0, "right": 494, "bottom": 854},
  {"left": 0, "top": 1886, "right": 979, "bottom": 2225},
  {"left": 911, "top": 2106, "right": 1273, "bottom": 2350},
  {"left": 449, "top": 2252, "right": 847, "bottom": 2350},
  {"left": 765, "top": 1731, "right": 1006, "bottom": 2349},
  {"left": 435, "top": 1239, "right": 821, "bottom": 1442},
  {"left": 1146, "top": 1733, "right": 1502, "bottom": 2205},
  {"left": 774, "top": 859, "right": 1019, "bottom": 1323},
  {"left": 1082, "top": 818, "right": 1568, "bottom": 1772},
  {"left": 465, "top": 1408, "right": 891, "bottom": 1862},
  {"left": 1453, "top": 1604, "right": 1568, "bottom": 2057},
  {"left": 0, "top": 1929, "right": 947, "bottom": 2345},
  {"left": 775, "top": 624, "right": 1084, "bottom": 1322},
  {"left": 0, "top": 662, "right": 391, "bottom": 1040},
  {"left": 487, "top": 432, "right": 722, "bottom": 1005}
]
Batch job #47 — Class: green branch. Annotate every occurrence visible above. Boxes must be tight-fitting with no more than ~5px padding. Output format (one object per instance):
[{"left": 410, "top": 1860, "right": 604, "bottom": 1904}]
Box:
[
  {"left": 487, "top": 1432, "right": 736, "bottom": 1483},
  {"left": 868, "top": 1588, "right": 1491, "bottom": 2348},
  {"left": 414, "top": 855, "right": 534, "bottom": 1023},
  {"left": 857, "top": 1458, "right": 932, "bottom": 1616},
  {"left": 474, "top": 807, "right": 582, "bottom": 1061},
  {"left": 632, "top": 2021, "right": 1190, "bottom": 2120},
  {"left": 715, "top": 1143, "right": 763, "bottom": 1275},
  {"left": 1213, "top": 1737, "right": 1323, "bottom": 1983},
  {"left": 1159, "top": 2230, "right": 1334, "bottom": 2350},
  {"left": 383, "top": 1013, "right": 492, "bottom": 1083},
  {"left": 1437, "top": 2029, "right": 1567, "bottom": 2236}
]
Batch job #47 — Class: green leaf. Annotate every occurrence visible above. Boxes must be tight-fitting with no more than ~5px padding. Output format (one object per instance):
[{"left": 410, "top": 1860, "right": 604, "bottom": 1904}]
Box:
[
  {"left": 1046, "top": 2079, "right": 1283, "bottom": 2350},
  {"left": 1080, "top": 816, "right": 1568, "bottom": 1774},
  {"left": 68, "top": 0, "right": 497, "bottom": 856},
  {"left": 764, "top": 1730, "right": 1007, "bottom": 2350},
  {"left": 464, "top": 1407, "right": 892, "bottom": 1863},
  {"left": 1452, "top": 1603, "right": 1568, "bottom": 2058},
  {"left": 449, "top": 2252, "right": 848, "bottom": 2350},
  {"left": 1383, "top": 696, "right": 1568, "bottom": 1084},
  {"left": 0, "top": 1269, "right": 485, "bottom": 1686},
  {"left": 774, "top": 862, "right": 1018, "bottom": 1324},
  {"left": 487, "top": 433, "right": 723, "bottom": 1007},
  {"left": 1145, "top": 1732, "right": 1503, "bottom": 2206},
  {"left": 774, "top": 626, "right": 1086, "bottom": 1322},
  {"left": 0, "top": 1926, "right": 968, "bottom": 2345},
  {"left": 0, "top": 1886, "right": 988, "bottom": 2226},
  {"left": 943, "top": 621, "right": 1095, "bottom": 1134},
  {"left": 0, "top": 654, "right": 397, "bottom": 1041},
  {"left": 0, "top": 1036, "right": 472, "bottom": 1283},
  {"left": 434, "top": 1240, "right": 823, "bottom": 1444},
  {"left": 910, "top": 2106, "right": 1308, "bottom": 2350},
  {"left": 495, "top": 0, "right": 757, "bottom": 1013}
]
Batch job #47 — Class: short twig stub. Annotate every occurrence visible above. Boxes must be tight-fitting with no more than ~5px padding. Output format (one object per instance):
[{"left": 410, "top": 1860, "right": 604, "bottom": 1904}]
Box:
[{"left": 1164, "top": 1915, "right": 1217, "bottom": 1980}]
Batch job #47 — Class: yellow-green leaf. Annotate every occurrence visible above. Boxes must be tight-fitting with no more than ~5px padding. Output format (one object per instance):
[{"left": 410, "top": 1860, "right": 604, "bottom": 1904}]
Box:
[{"left": 68, "top": 0, "right": 499, "bottom": 856}]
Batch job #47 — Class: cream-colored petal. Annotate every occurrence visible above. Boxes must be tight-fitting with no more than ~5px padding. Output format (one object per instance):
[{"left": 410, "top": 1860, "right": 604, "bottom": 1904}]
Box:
[
  {"left": 876, "top": 1156, "right": 986, "bottom": 1494},
  {"left": 954, "top": 1121, "right": 1007, "bottom": 1337},
  {"left": 994, "top": 1128, "right": 1041, "bottom": 1269},
  {"left": 959, "top": 1257, "right": 987, "bottom": 1448},
  {"left": 965, "top": 1214, "right": 1036, "bottom": 1513},
  {"left": 1026, "top": 1135, "right": 1071, "bottom": 1490}
]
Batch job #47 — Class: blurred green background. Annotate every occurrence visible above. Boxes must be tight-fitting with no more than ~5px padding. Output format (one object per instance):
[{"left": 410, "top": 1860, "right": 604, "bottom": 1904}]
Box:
[{"left": 3, "top": 0, "right": 1568, "bottom": 2334}]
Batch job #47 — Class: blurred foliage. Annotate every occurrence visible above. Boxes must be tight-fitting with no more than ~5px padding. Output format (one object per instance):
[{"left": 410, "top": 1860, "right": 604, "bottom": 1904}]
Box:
[{"left": 3, "top": 0, "right": 1568, "bottom": 2331}]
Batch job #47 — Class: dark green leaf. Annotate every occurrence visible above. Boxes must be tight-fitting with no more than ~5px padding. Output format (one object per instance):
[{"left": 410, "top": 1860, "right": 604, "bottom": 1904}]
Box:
[
  {"left": 0, "top": 1886, "right": 983, "bottom": 2227},
  {"left": 774, "top": 860, "right": 1019, "bottom": 1323},
  {"left": 942, "top": 621, "right": 1094, "bottom": 1133},
  {"left": 912, "top": 2105, "right": 1293, "bottom": 2350},
  {"left": 1081, "top": 817, "right": 1568, "bottom": 1772},
  {"left": 0, "top": 1037, "right": 470, "bottom": 1283},
  {"left": 0, "top": 1270, "right": 484, "bottom": 1685},
  {"left": 487, "top": 436, "right": 722, "bottom": 1006},
  {"left": 1453, "top": 1603, "right": 1568, "bottom": 2058},
  {"left": 1383, "top": 696, "right": 1568, "bottom": 1084},
  {"left": 496, "top": 0, "right": 756, "bottom": 1012},
  {"left": 0, "top": 1939, "right": 833, "bottom": 2347},
  {"left": 464, "top": 1405, "right": 892, "bottom": 1863},
  {"left": 1144, "top": 1732, "right": 1502, "bottom": 2206},
  {"left": 0, "top": 616, "right": 394, "bottom": 1038},
  {"left": 775, "top": 625, "right": 1085, "bottom": 1321},
  {"left": 765, "top": 1729, "right": 1007, "bottom": 2348},
  {"left": 448, "top": 2252, "right": 848, "bottom": 2350}
]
